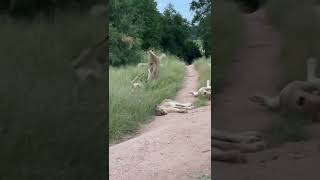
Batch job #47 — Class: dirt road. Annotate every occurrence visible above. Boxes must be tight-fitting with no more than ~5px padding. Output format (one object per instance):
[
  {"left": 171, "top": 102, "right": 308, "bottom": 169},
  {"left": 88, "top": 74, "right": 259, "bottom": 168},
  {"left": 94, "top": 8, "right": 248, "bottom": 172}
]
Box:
[
  {"left": 109, "top": 65, "right": 211, "bottom": 180},
  {"left": 213, "top": 8, "right": 320, "bottom": 180}
]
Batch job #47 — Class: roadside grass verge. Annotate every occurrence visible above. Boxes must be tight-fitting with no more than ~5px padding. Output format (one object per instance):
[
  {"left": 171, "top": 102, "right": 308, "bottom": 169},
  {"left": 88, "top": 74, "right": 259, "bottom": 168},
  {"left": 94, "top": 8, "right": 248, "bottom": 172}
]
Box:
[
  {"left": 193, "top": 174, "right": 211, "bottom": 180},
  {"left": 193, "top": 97, "right": 209, "bottom": 108},
  {"left": 194, "top": 57, "right": 211, "bottom": 88},
  {"left": 213, "top": 0, "right": 243, "bottom": 92},
  {"left": 0, "top": 13, "right": 107, "bottom": 178},
  {"left": 265, "top": 114, "right": 311, "bottom": 145},
  {"left": 193, "top": 57, "right": 211, "bottom": 107},
  {"left": 109, "top": 55, "right": 185, "bottom": 142}
]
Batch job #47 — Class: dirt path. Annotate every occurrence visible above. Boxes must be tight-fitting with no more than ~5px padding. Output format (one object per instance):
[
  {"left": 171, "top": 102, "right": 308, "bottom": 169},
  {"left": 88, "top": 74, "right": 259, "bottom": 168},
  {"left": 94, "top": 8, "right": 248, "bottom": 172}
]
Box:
[
  {"left": 109, "top": 65, "right": 211, "bottom": 180},
  {"left": 213, "top": 9, "right": 320, "bottom": 180}
]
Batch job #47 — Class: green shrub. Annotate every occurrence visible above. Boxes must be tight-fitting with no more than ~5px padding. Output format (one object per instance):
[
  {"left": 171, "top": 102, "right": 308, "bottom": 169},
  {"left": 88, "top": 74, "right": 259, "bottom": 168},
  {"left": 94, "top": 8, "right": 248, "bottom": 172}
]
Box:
[
  {"left": 182, "top": 41, "right": 202, "bottom": 64},
  {"left": 109, "top": 25, "right": 144, "bottom": 67}
]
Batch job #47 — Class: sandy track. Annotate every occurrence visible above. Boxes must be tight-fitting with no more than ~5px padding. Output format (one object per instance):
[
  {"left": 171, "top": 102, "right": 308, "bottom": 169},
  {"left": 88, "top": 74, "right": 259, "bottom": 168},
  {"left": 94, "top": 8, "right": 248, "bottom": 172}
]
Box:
[
  {"left": 109, "top": 65, "right": 211, "bottom": 180},
  {"left": 213, "top": 8, "right": 320, "bottom": 180}
]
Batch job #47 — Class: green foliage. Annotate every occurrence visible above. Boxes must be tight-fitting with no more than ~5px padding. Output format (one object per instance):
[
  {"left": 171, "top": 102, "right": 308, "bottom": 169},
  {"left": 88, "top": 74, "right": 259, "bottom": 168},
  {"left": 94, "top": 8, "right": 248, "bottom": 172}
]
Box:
[
  {"left": 109, "top": 0, "right": 162, "bottom": 49},
  {"left": 109, "top": 25, "right": 144, "bottom": 66},
  {"left": 182, "top": 41, "right": 202, "bottom": 64},
  {"left": 194, "top": 57, "right": 211, "bottom": 88},
  {"left": 212, "top": 0, "right": 243, "bottom": 92},
  {"left": 193, "top": 174, "right": 211, "bottom": 180},
  {"left": 109, "top": 55, "right": 185, "bottom": 142},
  {"left": 0, "top": 13, "right": 107, "bottom": 179},
  {"left": 160, "top": 3, "right": 201, "bottom": 64},
  {"left": 194, "top": 97, "right": 209, "bottom": 107},
  {"left": 109, "top": 0, "right": 202, "bottom": 65},
  {"left": 193, "top": 57, "right": 211, "bottom": 108},
  {"left": 191, "top": 0, "right": 211, "bottom": 57}
]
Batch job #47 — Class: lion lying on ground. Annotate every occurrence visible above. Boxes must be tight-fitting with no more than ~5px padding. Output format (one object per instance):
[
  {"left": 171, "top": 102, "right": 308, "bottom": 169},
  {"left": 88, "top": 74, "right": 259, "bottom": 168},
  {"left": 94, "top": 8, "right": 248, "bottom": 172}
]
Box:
[
  {"left": 190, "top": 80, "right": 211, "bottom": 99},
  {"left": 250, "top": 57, "right": 320, "bottom": 122},
  {"left": 155, "top": 99, "right": 195, "bottom": 116}
]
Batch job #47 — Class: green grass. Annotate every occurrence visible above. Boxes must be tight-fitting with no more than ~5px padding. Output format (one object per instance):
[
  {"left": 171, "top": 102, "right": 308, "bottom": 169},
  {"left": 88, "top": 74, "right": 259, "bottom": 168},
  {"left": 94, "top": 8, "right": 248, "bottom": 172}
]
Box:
[
  {"left": 193, "top": 57, "right": 211, "bottom": 107},
  {"left": 265, "top": 114, "right": 312, "bottom": 145},
  {"left": 194, "top": 97, "right": 209, "bottom": 107},
  {"left": 109, "top": 55, "right": 185, "bottom": 142},
  {"left": 193, "top": 174, "right": 211, "bottom": 180},
  {"left": 213, "top": 0, "right": 243, "bottom": 92},
  {"left": 0, "top": 13, "right": 107, "bottom": 179},
  {"left": 194, "top": 57, "right": 211, "bottom": 89}
]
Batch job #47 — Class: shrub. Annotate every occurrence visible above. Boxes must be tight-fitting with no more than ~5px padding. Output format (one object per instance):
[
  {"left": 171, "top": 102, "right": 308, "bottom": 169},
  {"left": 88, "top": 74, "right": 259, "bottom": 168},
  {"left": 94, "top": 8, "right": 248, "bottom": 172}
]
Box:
[{"left": 109, "top": 25, "right": 144, "bottom": 67}]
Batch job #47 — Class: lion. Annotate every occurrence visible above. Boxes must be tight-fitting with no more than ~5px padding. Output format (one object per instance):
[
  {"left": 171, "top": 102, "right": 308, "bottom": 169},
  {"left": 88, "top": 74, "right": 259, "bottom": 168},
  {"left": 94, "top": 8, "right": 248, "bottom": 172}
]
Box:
[
  {"left": 155, "top": 99, "right": 195, "bottom": 116},
  {"left": 71, "top": 36, "right": 107, "bottom": 81},
  {"left": 190, "top": 80, "right": 212, "bottom": 99},
  {"left": 250, "top": 57, "right": 320, "bottom": 122},
  {"left": 147, "top": 49, "right": 166, "bottom": 80}
]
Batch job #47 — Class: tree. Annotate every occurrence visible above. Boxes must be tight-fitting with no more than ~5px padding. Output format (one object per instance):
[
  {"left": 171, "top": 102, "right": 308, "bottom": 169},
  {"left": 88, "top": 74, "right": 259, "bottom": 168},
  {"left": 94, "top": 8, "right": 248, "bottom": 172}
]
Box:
[
  {"left": 160, "top": 3, "right": 201, "bottom": 63},
  {"left": 190, "top": 0, "right": 211, "bottom": 57}
]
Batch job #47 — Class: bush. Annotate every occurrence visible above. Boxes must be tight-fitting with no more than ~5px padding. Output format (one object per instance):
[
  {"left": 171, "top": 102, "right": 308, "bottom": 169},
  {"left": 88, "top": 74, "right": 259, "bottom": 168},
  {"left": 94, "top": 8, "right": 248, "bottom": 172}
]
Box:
[
  {"left": 109, "top": 25, "right": 144, "bottom": 67},
  {"left": 182, "top": 41, "right": 202, "bottom": 64}
]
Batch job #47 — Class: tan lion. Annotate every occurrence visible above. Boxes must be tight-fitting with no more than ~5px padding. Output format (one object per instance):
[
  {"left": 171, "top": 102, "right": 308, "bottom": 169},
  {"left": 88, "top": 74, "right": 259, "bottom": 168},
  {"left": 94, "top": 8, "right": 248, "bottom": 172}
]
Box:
[
  {"left": 190, "top": 80, "right": 212, "bottom": 99},
  {"left": 155, "top": 99, "right": 195, "bottom": 116}
]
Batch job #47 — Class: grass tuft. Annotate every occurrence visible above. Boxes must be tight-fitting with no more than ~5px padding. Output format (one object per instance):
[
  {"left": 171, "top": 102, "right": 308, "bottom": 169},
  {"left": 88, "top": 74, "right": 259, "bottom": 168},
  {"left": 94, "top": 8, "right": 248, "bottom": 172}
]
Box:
[
  {"left": 265, "top": 113, "right": 311, "bottom": 145},
  {"left": 194, "top": 57, "right": 211, "bottom": 89}
]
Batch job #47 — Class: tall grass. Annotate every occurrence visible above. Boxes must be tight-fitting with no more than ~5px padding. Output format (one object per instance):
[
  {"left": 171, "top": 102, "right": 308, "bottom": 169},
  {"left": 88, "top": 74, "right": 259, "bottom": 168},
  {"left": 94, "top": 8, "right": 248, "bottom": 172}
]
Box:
[
  {"left": 194, "top": 57, "right": 211, "bottom": 88},
  {"left": 193, "top": 57, "right": 211, "bottom": 107},
  {"left": 109, "top": 55, "right": 185, "bottom": 142},
  {"left": 0, "top": 13, "right": 107, "bottom": 179},
  {"left": 212, "top": 0, "right": 243, "bottom": 92}
]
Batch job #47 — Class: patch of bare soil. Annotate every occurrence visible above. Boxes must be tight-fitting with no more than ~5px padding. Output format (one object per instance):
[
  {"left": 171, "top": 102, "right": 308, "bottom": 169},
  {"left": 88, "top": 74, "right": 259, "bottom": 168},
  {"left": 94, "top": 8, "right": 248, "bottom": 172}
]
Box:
[
  {"left": 109, "top": 65, "right": 211, "bottom": 180},
  {"left": 213, "top": 9, "right": 320, "bottom": 179}
]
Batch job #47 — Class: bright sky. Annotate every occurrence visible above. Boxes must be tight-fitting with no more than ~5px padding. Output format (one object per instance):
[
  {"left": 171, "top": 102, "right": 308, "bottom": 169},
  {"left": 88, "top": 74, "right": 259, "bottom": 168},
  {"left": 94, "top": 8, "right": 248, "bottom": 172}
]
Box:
[{"left": 156, "top": 0, "right": 194, "bottom": 22}]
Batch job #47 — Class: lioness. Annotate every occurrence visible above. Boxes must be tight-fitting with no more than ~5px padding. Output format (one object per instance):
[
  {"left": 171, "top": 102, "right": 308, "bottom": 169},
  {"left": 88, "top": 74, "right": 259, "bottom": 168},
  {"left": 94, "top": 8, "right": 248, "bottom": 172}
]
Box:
[
  {"left": 155, "top": 99, "right": 195, "bottom": 116},
  {"left": 190, "top": 80, "right": 211, "bottom": 99}
]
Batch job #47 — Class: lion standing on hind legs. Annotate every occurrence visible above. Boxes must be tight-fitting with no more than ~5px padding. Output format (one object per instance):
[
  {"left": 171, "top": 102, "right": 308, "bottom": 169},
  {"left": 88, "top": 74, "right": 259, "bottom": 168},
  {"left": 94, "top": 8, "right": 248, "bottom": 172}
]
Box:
[{"left": 147, "top": 49, "right": 161, "bottom": 81}]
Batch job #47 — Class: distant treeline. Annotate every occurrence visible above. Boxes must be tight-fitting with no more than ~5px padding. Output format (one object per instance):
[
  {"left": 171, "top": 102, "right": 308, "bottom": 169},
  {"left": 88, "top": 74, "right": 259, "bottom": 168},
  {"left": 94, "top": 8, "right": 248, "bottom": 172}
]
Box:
[
  {"left": 0, "top": 0, "right": 105, "bottom": 17},
  {"left": 110, "top": 0, "right": 211, "bottom": 66}
]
